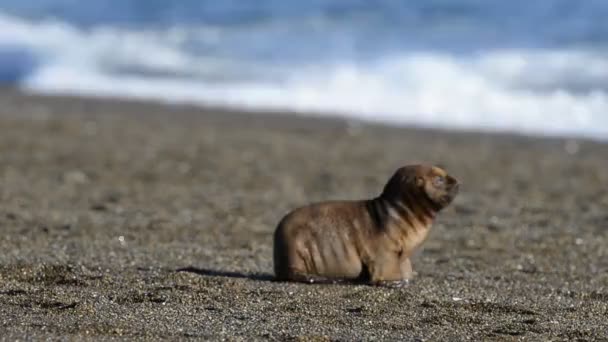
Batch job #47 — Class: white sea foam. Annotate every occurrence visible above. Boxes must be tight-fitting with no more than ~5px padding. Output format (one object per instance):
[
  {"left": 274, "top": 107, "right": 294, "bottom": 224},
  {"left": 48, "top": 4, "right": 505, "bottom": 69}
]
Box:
[{"left": 1, "top": 13, "right": 607, "bottom": 140}]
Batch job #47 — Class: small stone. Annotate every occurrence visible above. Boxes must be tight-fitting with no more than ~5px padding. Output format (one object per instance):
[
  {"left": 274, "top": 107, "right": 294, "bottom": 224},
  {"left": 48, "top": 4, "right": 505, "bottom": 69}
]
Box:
[
  {"left": 64, "top": 170, "right": 89, "bottom": 184},
  {"left": 84, "top": 121, "right": 98, "bottom": 136},
  {"left": 564, "top": 140, "right": 579, "bottom": 155},
  {"left": 90, "top": 204, "right": 107, "bottom": 211}
]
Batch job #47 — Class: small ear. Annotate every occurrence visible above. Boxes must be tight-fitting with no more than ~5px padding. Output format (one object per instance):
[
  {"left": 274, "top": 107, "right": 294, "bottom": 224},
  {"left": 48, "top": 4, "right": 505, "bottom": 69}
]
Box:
[{"left": 415, "top": 176, "right": 424, "bottom": 187}]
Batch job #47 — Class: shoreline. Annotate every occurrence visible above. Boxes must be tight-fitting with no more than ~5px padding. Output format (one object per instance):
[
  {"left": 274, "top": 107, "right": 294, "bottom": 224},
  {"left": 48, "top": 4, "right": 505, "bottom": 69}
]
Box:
[
  {"left": 0, "top": 88, "right": 606, "bottom": 340},
  {"left": 4, "top": 87, "right": 606, "bottom": 145}
]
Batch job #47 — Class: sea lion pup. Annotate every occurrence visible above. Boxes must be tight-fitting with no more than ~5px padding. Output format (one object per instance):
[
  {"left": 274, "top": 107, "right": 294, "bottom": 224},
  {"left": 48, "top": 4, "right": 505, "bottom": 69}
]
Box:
[{"left": 273, "top": 164, "right": 459, "bottom": 286}]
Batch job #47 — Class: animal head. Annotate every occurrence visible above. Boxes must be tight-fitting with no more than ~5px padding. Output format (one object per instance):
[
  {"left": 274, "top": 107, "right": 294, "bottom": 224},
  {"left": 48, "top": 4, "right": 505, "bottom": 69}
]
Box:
[{"left": 381, "top": 164, "right": 459, "bottom": 211}]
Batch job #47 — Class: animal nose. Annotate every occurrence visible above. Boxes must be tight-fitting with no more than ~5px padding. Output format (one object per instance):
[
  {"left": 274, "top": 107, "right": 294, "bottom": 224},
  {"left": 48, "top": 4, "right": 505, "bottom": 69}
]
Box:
[{"left": 447, "top": 176, "right": 458, "bottom": 185}]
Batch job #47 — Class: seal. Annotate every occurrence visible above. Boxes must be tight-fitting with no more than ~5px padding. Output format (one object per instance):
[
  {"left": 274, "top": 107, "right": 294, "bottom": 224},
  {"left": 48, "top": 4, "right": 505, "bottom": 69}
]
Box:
[{"left": 273, "top": 164, "right": 459, "bottom": 286}]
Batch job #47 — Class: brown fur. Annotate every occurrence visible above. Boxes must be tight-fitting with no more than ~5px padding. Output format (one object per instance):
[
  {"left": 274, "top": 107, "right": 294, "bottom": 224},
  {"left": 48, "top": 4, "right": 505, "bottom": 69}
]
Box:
[{"left": 273, "top": 164, "right": 459, "bottom": 286}]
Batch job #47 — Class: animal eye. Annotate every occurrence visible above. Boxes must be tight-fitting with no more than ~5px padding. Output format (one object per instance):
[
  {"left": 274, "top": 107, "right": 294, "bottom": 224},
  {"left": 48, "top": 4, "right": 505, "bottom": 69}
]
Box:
[{"left": 433, "top": 176, "right": 445, "bottom": 187}]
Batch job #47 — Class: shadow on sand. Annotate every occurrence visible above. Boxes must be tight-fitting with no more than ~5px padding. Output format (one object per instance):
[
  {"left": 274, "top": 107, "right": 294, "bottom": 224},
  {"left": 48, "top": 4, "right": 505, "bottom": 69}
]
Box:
[
  {"left": 175, "top": 267, "right": 377, "bottom": 286},
  {"left": 175, "top": 267, "right": 276, "bottom": 282}
]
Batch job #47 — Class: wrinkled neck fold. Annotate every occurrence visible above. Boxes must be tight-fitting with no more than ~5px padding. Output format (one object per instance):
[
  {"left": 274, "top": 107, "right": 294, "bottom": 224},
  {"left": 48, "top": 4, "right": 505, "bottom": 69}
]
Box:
[{"left": 378, "top": 189, "right": 438, "bottom": 228}]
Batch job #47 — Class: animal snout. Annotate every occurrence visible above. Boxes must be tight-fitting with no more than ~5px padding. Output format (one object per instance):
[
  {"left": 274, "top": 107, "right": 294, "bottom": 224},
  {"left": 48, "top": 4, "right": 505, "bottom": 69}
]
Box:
[{"left": 447, "top": 176, "right": 459, "bottom": 194}]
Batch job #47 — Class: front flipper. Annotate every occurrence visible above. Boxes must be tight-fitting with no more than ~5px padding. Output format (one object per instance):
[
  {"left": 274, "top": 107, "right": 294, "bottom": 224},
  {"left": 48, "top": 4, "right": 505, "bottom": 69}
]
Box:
[{"left": 374, "top": 279, "right": 410, "bottom": 288}]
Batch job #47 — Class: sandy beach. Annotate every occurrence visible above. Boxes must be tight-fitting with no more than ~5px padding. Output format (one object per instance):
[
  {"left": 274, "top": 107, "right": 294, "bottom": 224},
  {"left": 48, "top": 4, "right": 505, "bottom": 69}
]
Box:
[{"left": 0, "top": 88, "right": 607, "bottom": 340}]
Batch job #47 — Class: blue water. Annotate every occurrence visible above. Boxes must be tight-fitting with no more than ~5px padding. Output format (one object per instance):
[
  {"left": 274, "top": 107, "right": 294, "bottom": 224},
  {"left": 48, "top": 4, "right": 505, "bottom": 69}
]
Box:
[{"left": 1, "top": 1, "right": 607, "bottom": 139}]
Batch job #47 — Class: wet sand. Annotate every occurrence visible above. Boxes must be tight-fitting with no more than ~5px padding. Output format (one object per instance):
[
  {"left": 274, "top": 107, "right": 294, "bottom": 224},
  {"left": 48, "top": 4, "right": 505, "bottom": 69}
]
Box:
[{"left": 0, "top": 89, "right": 607, "bottom": 340}]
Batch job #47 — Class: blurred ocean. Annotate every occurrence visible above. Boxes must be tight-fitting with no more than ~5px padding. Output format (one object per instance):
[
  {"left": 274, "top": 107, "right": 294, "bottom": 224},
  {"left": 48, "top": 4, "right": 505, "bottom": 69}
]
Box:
[{"left": 1, "top": 0, "right": 607, "bottom": 139}]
